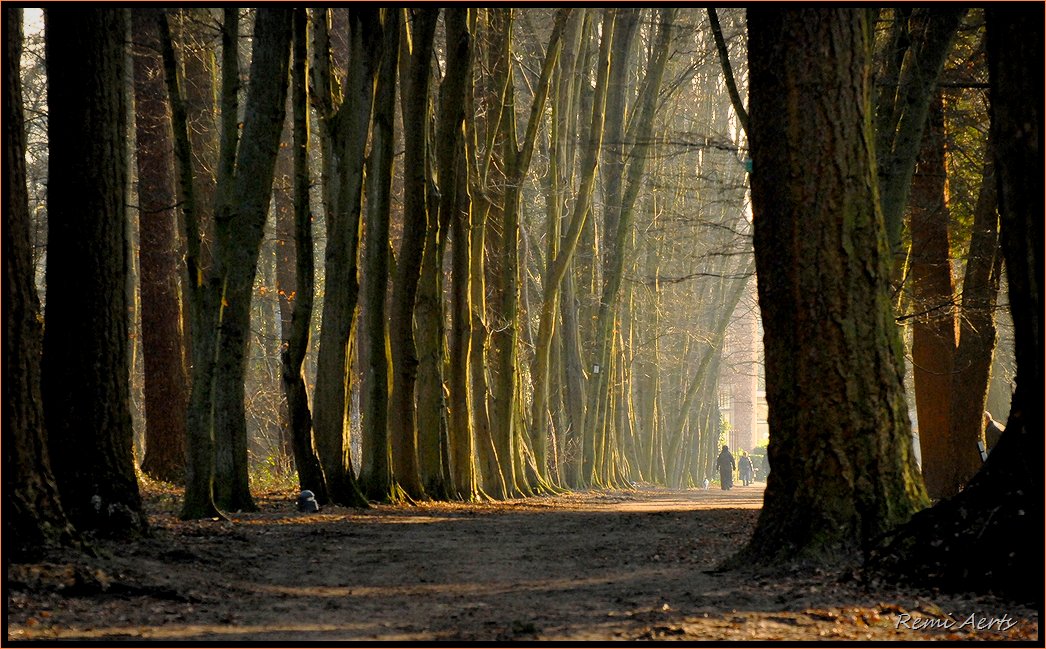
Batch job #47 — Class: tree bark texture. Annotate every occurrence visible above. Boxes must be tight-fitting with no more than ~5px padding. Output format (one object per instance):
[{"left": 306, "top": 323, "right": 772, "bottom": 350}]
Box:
[
  {"left": 312, "top": 8, "right": 377, "bottom": 507},
  {"left": 947, "top": 142, "right": 1001, "bottom": 478},
  {"left": 4, "top": 7, "right": 78, "bottom": 556},
  {"left": 388, "top": 8, "right": 438, "bottom": 501},
  {"left": 43, "top": 8, "right": 148, "bottom": 535},
  {"left": 206, "top": 9, "right": 292, "bottom": 513},
  {"left": 357, "top": 9, "right": 400, "bottom": 502},
  {"left": 280, "top": 8, "right": 328, "bottom": 501},
  {"left": 743, "top": 8, "right": 928, "bottom": 564},
  {"left": 133, "top": 8, "right": 190, "bottom": 484},
  {"left": 907, "top": 93, "right": 962, "bottom": 500},
  {"left": 440, "top": 8, "right": 478, "bottom": 500}
]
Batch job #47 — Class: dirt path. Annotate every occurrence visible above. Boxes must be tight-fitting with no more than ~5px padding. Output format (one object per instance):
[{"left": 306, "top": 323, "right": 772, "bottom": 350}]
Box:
[{"left": 7, "top": 484, "right": 1038, "bottom": 642}]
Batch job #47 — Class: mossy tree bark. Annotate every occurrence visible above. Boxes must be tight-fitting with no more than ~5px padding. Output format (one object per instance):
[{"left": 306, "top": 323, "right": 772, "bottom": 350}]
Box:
[
  {"left": 388, "top": 8, "right": 438, "bottom": 501},
  {"left": 438, "top": 9, "right": 478, "bottom": 500},
  {"left": 742, "top": 8, "right": 928, "bottom": 565},
  {"left": 311, "top": 8, "right": 378, "bottom": 508},
  {"left": 357, "top": 10, "right": 401, "bottom": 503}
]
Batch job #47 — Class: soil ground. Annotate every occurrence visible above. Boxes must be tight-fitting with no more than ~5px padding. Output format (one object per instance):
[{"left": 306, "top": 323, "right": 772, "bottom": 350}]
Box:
[{"left": 6, "top": 483, "right": 1039, "bottom": 643}]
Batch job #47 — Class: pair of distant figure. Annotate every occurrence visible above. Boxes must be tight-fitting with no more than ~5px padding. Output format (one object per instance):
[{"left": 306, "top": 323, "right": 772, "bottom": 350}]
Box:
[
  {"left": 713, "top": 410, "right": 1003, "bottom": 492},
  {"left": 715, "top": 445, "right": 754, "bottom": 490}
]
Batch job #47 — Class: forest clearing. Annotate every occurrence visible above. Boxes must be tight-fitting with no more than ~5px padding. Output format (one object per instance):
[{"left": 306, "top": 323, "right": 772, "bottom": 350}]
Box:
[{"left": 6, "top": 484, "right": 1038, "bottom": 642}]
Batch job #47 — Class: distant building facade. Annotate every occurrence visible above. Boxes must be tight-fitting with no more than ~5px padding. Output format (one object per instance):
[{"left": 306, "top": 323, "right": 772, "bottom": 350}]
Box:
[{"left": 719, "top": 281, "right": 767, "bottom": 452}]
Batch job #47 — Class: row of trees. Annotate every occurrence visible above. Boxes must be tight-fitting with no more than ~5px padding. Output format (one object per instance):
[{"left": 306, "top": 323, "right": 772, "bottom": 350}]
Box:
[{"left": 7, "top": 7, "right": 757, "bottom": 538}]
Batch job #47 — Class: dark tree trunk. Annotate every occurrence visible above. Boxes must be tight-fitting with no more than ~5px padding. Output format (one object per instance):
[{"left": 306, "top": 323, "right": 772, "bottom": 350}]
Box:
[
  {"left": 210, "top": 9, "right": 293, "bottom": 513},
  {"left": 311, "top": 8, "right": 377, "bottom": 508},
  {"left": 132, "top": 8, "right": 189, "bottom": 485},
  {"left": 869, "top": 7, "right": 1042, "bottom": 602},
  {"left": 907, "top": 93, "right": 964, "bottom": 499},
  {"left": 43, "top": 8, "right": 148, "bottom": 536},
  {"left": 741, "top": 8, "right": 927, "bottom": 566},
  {"left": 440, "top": 8, "right": 477, "bottom": 500},
  {"left": 279, "top": 8, "right": 328, "bottom": 501},
  {"left": 357, "top": 9, "right": 399, "bottom": 502},
  {"left": 158, "top": 11, "right": 221, "bottom": 520},
  {"left": 4, "top": 7, "right": 78, "bottom": 557},
  {"left": 948, "top": 143, "right": 1001, "bottom": 471}
]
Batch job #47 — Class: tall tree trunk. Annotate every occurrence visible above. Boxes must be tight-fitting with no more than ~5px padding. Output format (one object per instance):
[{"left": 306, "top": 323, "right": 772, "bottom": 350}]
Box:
[
  {"left": 181, "top": 8, "right": 218, "bottom": 281},
  {"left": 207, "top": 9, "right": 293, "bottom": 514},
  {"left": 483, "top": 8, "right": 522, "bottom": 496},
  {"left": 133, "top": 8, "right": 190, "bottom": 484},
  {"left": 388, "top": 8, "right": 437, "bottom": 501},
  {"left": 599, "top": 9, "right": 639, "bottom": 271},
  {"left": 557, "top": 11, "right": 593, "bottom": 488},
  {"left": 43, "top": 8, "right": 148, "bottom": 535},
  {"left": 312, "top": 9, "right": 378, "bottom": 507},
  {"left": 437, "top": 7, "right": 479, "bottom": 500},
  {"left": 469, "top": 10, "right": 510, "bottom": 499},
  {"left": 908, "top": 93, "right": 962, "bottom": 499},
  {"left": 357, "top": 9, "right": 401, "bottom": 502},
  {"left": 947, "top": 143, "right": 1001, "bottom": 481},
  {"left": 279, "top": 8, "right": 328, "bottom": 501},
  {"left": 158, "top": 11, "right": 222, "bottom": 520},
  {"left": 742, "top": 8, "right": 927, "bottom": 565},
  {"left": 209, "top": 8, "right": 249, "bottom": 511},
  {"left": 4, "top": 6, "right": 78, "bottom": 556}
]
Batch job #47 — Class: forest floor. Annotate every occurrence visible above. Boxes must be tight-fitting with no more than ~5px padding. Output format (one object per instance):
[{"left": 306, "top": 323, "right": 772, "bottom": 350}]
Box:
[{"left": 6, "top": 482, "right": 1039, "bottom": 643}]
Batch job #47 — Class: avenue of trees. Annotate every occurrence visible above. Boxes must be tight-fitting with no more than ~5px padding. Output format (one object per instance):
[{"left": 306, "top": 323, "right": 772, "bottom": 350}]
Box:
[{"left": 4, "top": 7, "right": 1040, "bottom": 600}]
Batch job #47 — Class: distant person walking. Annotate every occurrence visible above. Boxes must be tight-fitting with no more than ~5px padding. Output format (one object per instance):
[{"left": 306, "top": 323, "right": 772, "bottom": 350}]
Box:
[
  {"left": 738, "top": 451, "right": 754, "bottom": 486},
  {"left": 716, "top": 445, "right": 735, "bottom": 490}
]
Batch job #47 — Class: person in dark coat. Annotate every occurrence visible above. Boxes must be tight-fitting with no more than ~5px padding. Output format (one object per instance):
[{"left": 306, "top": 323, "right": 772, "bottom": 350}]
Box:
[
  {"left": 716, "top": 445, "right": 735, "bottom": 490},
  {"left": 738, "top": 451, "right": 754, "bottom": 486}
]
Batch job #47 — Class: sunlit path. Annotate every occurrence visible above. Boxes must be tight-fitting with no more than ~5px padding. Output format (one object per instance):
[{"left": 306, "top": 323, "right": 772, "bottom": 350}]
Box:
[
  {"left": 9, "top": 484, "right": 1035, "bottom": 642},
  {"left": 583, "top": 484, "right": 766, "bottom": 512}
]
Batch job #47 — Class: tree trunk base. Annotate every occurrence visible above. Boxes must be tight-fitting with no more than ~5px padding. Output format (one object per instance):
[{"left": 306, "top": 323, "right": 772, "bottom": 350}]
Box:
[{"left": 867, "top": 420, "right": 1040, "bottom": 603}]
